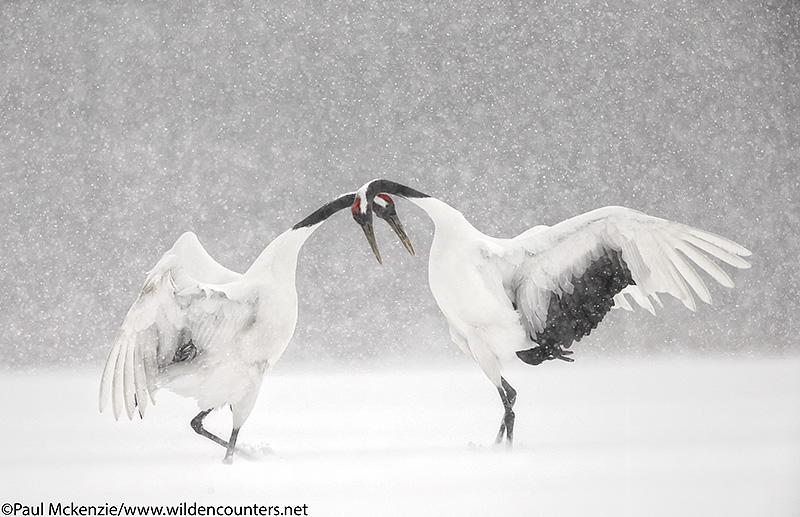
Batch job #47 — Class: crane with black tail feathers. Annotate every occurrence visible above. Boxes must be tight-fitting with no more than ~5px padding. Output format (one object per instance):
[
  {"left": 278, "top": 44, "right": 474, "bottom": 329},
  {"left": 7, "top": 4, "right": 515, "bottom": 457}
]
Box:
[{"left": 351, "top": 179, "right": 752, "bottom": 446}]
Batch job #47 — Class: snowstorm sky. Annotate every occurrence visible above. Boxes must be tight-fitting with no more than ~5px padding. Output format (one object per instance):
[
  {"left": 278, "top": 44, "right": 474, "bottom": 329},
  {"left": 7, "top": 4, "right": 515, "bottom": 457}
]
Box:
[{"left": 1, "top": 0, "right": 799, "bottom": 366}]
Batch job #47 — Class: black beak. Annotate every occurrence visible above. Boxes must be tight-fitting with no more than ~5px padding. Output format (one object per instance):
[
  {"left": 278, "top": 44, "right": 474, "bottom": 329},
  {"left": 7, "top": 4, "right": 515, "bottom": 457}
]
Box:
[
  {"left": 384, "top": 214, "right": 414, "bottom": 256},
  {"left": 359, "top": 219, "right": 382, "bottom": 264}
]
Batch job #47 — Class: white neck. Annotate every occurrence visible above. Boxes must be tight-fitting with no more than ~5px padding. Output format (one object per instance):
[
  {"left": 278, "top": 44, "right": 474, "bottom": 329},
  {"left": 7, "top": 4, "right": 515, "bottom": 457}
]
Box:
[
  {"left": 405, "top": 197, "right": 483, "bottom": 239},
  {"left": 244, "top": 224, "right": 320, "bottom": 279}
]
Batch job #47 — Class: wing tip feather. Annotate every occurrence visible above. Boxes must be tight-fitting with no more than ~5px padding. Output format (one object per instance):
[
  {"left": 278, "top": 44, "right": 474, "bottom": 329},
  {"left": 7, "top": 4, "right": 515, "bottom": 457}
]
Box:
[{"left": 687, "top": 228, "right": 752, "bottom": 259}]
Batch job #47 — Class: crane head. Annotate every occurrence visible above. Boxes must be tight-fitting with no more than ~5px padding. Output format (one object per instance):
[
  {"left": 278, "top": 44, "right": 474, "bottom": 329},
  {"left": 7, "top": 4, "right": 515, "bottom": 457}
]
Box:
[
  {"left": 351, "top": 188, "right": 414, "bottom": 264},
  {"left": 373, "top": 194, "right": 415, "bottom": 257}
]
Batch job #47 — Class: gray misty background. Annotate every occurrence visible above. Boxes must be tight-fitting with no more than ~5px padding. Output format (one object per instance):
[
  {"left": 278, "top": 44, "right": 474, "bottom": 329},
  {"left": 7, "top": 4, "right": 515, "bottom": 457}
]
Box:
[{"left": 1, "top": 1, "right": 798, "bottom": 368}]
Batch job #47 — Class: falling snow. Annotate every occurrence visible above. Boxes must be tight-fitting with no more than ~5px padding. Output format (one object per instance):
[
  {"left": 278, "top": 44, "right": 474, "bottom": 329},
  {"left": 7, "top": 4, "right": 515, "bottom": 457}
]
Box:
[
  {"left": 1, "top": 1, "right": 798, "bottom": 366},
  {"left": 1, "top": 0, "right": 799, "bottom": 513}
]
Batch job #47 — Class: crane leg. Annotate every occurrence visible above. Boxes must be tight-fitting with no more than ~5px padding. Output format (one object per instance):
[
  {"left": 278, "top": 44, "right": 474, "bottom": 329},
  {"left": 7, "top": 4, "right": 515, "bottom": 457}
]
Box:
[
  {"left": 190, "top": 409, "right": 230, "bottom": 449},
  {"left": 494, "top": 377, "right": 517, "bottom": 446},
  {"left": 222, "top": 427, "right": 240, "bottom": 464}
]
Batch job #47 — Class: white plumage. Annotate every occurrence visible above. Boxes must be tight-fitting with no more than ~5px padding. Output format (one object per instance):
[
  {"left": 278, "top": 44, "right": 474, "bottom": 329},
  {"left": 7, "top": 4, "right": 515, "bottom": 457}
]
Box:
[
  {"left": 508, "top": 205, "right": 750, "bottom": 334},
  {"left": 98, "top": 192, "right": 413, "bottom": 462},
  {"left": 353, "top": 179, "right": 752, "bottom": 445}
]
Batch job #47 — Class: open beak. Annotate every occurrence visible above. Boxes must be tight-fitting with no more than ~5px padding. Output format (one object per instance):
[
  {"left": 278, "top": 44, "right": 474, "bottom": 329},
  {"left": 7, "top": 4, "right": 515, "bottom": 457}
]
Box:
[
  {"left": 360, "top": 220, "right": 382, "bottom": 264},
  {"left": 385, "top": 214, "right": 414, "bottom": 256}
]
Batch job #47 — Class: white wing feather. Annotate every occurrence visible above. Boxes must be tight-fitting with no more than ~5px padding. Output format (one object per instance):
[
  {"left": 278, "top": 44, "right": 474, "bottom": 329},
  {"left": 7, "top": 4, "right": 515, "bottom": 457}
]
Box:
[
  {"left": 506, "top": 206, "right": 751, "bottom": 336},
  {"left": 99, "top": 233, "right": 255, "bottom": 420}
]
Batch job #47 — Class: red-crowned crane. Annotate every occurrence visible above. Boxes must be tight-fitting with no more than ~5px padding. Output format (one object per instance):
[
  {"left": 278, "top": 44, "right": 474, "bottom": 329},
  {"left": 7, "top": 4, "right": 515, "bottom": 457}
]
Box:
[
  {"left": 99, "top": 192, "right": 412, "bottom": 462},
  {"left": 352, "top": 179, "right": 751, "bottom": 446}
]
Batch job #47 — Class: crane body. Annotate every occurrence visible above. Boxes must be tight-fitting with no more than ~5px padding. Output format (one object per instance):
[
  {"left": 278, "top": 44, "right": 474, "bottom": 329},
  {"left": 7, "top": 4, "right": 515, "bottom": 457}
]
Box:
[
  {"left": 353, "top": 179, "right": 752, "bottom": 445},
  {"left": 100, "top": 192, "right": 411, "bottom": 462}
]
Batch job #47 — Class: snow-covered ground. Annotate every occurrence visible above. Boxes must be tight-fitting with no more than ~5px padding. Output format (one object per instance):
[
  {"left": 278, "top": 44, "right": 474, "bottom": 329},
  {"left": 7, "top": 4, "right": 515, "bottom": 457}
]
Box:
[{"left": 2, "top": 357, "right": 799, "bottom": 516}]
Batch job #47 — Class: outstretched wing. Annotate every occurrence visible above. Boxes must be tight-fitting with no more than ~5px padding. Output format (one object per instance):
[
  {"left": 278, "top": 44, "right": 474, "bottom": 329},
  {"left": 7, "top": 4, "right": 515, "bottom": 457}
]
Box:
[
  {"left": 506, "top": 206, "right": 751, "bottom": 356},
  {"left": 167, "top": 232, "right": 240, "bottom": 284},
  {"left": 98, "top": 233, "right": 255, "bottom": 421}
]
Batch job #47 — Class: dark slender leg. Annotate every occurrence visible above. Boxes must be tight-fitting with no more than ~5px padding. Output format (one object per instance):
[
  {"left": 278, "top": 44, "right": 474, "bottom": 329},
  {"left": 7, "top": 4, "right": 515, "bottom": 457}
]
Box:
[
  {"left": 494, "top": 376, "right": 517, "bottom": 446},
  {"left": 190, "top": 409, "right": 229, "bottom": 448},
  {"left": 502, "top": 378, "right": 516, "bottom": 444},
  {"left": 223, "top": 427, "right": 240, "bottom": 464},
  {"left": 495, "top": 417, "right": 506, "bottom": 444}
]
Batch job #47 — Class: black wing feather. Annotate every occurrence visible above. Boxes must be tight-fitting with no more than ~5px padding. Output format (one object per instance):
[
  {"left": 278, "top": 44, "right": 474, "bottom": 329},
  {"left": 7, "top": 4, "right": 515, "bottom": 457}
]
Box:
[{"left": 516, "top": 248, "right": 634, "bottom": 365}]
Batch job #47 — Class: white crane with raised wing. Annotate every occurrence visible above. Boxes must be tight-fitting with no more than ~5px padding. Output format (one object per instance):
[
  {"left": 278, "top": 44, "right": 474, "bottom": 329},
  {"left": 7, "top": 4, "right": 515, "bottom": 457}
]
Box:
[
  {"left": 352, "top": 179, "right": 751, "bottom": 445},
  {"left": 99, "top": 191, "right": 412, "bottom": 462}
]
